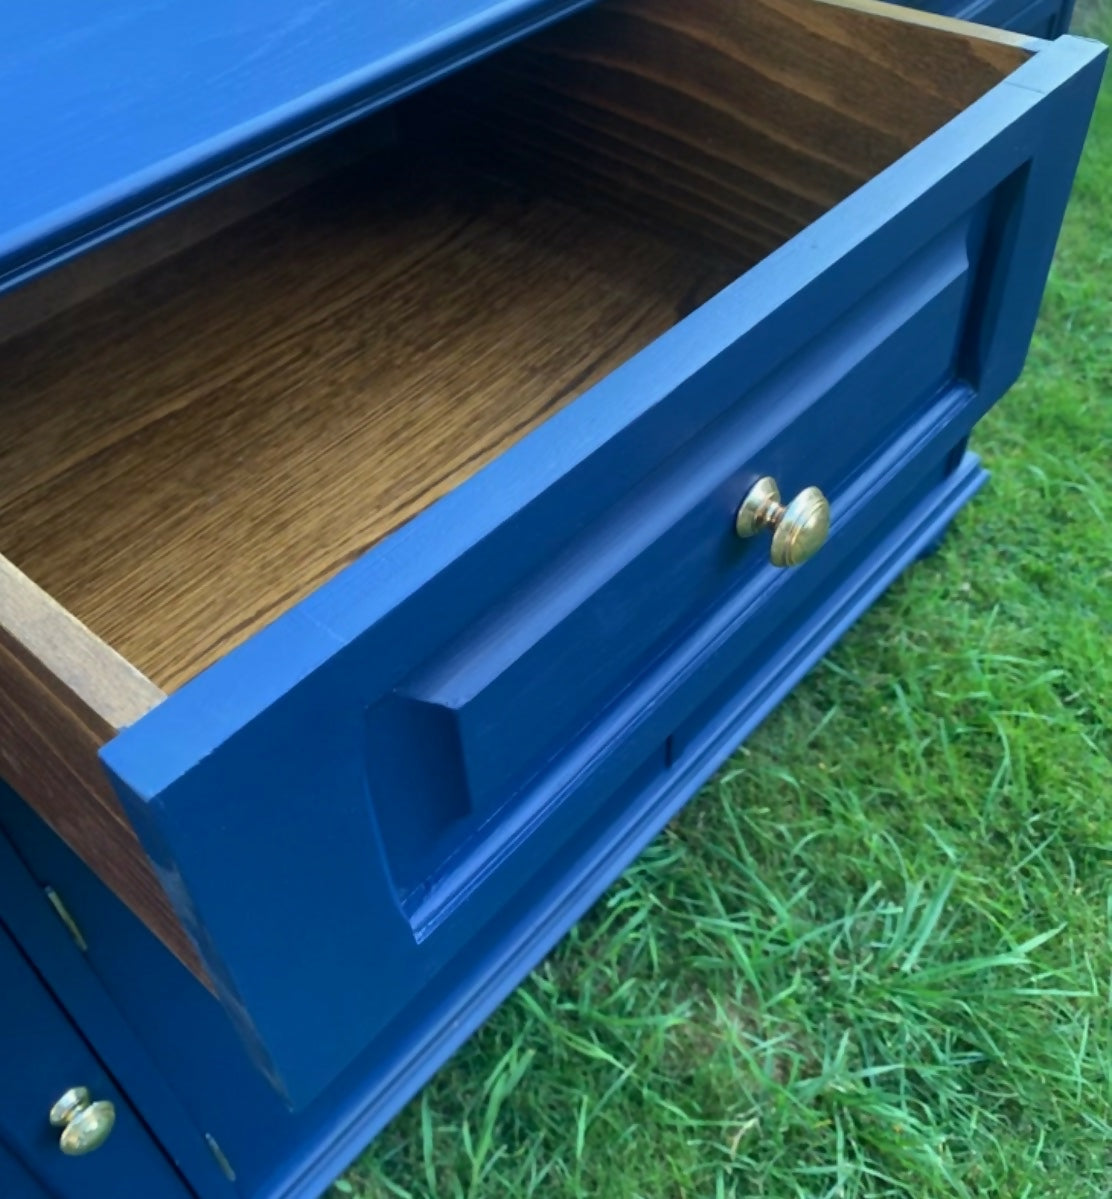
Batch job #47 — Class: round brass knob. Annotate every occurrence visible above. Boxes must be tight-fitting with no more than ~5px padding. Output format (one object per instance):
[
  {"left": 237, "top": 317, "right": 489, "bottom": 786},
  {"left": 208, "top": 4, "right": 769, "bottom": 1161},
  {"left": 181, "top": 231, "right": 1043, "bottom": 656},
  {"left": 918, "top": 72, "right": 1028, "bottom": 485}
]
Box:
[
  {"left": 735, "top": 476, "right": 830, "bottom": 567},
  {"left": 49, "top": 1086, "right": 116, "bottom": 1156}
]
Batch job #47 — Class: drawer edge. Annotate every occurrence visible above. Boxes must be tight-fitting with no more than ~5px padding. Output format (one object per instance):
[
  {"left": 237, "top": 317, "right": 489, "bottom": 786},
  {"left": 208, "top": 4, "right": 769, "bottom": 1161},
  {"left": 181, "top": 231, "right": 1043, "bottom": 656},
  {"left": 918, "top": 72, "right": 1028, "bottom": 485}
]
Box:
[{"left": 0, "top": 560, "right": 205, "bottom": 980}]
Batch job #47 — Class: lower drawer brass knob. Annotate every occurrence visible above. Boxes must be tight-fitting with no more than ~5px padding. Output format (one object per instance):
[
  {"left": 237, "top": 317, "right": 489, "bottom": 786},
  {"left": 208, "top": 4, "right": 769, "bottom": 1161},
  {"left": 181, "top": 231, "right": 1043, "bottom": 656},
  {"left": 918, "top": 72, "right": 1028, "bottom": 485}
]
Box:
[
  {"left": 736, "top": 476, "right": 830, "bottom": 567},
  {"left": 49, "top": 1086, "right": 116, "bottom": 1155}
]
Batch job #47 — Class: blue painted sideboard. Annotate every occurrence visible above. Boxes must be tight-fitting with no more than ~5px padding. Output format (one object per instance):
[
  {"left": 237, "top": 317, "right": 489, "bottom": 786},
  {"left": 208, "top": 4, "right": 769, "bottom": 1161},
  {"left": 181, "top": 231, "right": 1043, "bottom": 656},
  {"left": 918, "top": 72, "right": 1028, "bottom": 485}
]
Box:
[{"left": 0, "top": 0, "right": 1103, "bottom": 1194}]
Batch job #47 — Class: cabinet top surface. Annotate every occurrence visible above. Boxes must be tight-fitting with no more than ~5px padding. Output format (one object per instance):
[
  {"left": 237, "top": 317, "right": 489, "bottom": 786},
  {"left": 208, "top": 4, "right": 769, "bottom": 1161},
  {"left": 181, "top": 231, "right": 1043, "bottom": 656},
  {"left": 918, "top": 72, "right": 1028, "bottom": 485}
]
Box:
[{"left": 0, "top": 0, "right": 586, "bottom": 292}]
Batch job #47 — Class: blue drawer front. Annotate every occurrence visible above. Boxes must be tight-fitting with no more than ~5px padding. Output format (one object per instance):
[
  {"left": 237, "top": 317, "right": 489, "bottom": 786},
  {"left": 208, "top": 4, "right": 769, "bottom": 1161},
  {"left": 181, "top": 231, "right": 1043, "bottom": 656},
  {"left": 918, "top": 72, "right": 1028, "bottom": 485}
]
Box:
[
  {"left": 368, "top": 210, "right": 982, "bottom": 936},
  {"left": 101, "top": 30, "right": 1104, "bottom": 1106},
  {"left": 0, "top": 1142, "right": 48, "bottom": 1199},
  {"left": 0, "top": 923, "right": 191, "bottom": 1198},
  {"left": 0, "top": 442, "right": 988, "bottom": 1199}
]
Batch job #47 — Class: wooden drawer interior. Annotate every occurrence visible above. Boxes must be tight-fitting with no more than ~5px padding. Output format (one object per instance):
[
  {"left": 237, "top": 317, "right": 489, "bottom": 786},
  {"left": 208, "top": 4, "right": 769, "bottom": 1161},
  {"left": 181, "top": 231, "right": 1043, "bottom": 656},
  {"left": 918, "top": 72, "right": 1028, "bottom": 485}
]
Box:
[{"left": 0, "top": 0, "right": 1029, "bottom": 978}]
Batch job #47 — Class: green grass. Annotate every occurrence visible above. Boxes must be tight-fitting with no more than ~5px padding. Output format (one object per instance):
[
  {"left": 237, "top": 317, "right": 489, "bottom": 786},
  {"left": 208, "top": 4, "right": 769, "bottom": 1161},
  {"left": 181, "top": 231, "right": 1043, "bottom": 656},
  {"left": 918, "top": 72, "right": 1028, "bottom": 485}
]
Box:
[{"left": 333, "top": 10, "right": 1112, "bottom": 1196}]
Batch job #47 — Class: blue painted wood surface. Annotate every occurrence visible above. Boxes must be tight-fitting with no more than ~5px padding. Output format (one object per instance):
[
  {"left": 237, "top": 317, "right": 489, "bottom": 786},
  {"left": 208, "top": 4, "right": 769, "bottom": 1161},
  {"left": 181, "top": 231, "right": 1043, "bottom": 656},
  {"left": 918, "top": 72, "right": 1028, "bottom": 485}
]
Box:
[
  {"left": 2, "top": 794, "right": 307, "bottom": 1199},
  {"left": 0, "top": 1140, "right": 49, "bottom": 1199},
  {"left": 0, "top": 0, "right": 591, "bottom": 291},
  {"left": 902, "top": 0, "right": 1074, "bottom": 37},
  {"left": 0, "top": 0, "right": 1069, "bottom": 297},
  {"left": 98, "top": 30, "right": 1106, "bottom": 1106},
  {"left": 917, "top": 0, "right": 1074, "bottom": 37},
  {"left": 0, "top": 1, "right": 1100, "bottom": 1194},
  {"left": 2, "top": 443, "right": 988, "bottom": 1199},
  {"left": 0, "top": 918, "right": 192, "bottom": 1196},
  {"left": 0, "top": 828, "right": 237, "bottom": 1199}
]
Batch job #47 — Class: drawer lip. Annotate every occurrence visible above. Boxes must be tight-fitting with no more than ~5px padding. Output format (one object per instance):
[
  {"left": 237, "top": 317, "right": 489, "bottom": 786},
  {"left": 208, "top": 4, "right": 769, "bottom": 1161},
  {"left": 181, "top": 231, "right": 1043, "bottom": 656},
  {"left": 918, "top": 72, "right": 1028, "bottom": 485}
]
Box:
[
  {"left": 104, "top": 31, "right": 1105, "bottom": 800},
  {"left": 0, "top": 0, "right": 594, "bottom": 293}
]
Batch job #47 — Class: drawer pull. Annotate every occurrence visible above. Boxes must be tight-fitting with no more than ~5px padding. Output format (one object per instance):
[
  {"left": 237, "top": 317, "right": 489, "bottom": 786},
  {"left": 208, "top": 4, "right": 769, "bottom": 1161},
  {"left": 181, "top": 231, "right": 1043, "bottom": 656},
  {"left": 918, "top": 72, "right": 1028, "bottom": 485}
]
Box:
[
  {"left": 735, "top": 477, "right": 830, "bottom": 567},
  {"left": 48, "top": 1086, "right": 116, "bottom": 1155}
]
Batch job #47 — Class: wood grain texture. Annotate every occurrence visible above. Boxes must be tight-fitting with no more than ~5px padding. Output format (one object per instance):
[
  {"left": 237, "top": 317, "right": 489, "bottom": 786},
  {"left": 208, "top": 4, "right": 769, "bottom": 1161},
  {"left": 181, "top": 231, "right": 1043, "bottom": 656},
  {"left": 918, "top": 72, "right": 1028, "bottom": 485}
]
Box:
[
  {"left": 0, "top": 559, "right": 163, "bottom": 728},
  {"left": 0, "top": 0, "right": 1025, "bottom": 695},
  {"left": 0, "top": 560, "right": 205, "bottom": 978},
  {"left": 0, "top": 162, "right": 733, "bottom": 690},
  {"left": 822, "top": 0, "right": 1040, "bottom": 49},
  {"left": 420, "top": 0, "right": 1029, "bottom": 264}
]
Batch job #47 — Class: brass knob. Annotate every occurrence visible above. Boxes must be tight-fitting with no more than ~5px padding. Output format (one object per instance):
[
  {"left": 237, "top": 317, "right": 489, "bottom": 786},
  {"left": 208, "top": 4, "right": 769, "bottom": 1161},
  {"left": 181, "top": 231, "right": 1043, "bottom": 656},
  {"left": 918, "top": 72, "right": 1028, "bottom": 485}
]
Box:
[
  {"left": 735, "top": 476, "right": 830, "bottom": 567},
  {"left": 49, "top": 1087, "right": 116, "bottom": 1155}
]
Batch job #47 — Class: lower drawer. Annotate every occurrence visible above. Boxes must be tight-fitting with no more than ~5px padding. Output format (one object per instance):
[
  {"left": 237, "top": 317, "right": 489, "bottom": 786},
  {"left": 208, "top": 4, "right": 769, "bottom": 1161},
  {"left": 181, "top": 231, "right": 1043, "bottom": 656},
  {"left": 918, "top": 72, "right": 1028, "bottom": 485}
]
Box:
[
  {"left": 0, "top": 0, "right": 1103, "bottom": 1105},
  {"left": 0, "top": 920, "right": 190, "bottom": 1198}
]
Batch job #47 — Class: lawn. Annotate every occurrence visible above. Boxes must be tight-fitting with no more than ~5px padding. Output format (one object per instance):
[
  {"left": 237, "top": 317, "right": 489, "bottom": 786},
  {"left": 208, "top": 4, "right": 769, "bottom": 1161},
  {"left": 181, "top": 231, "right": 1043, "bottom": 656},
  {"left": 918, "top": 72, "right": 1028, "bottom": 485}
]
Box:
[{"left": 333, "top": 6, "right": 1112, "bottom": 1196}]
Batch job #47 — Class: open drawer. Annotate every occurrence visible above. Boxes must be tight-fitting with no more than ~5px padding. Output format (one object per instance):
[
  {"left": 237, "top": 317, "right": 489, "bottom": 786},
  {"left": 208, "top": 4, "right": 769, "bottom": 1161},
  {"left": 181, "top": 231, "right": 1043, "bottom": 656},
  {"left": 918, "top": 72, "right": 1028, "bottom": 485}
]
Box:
[{"left": 0, "top": 0, "right": 1102, "bottom": 1106}]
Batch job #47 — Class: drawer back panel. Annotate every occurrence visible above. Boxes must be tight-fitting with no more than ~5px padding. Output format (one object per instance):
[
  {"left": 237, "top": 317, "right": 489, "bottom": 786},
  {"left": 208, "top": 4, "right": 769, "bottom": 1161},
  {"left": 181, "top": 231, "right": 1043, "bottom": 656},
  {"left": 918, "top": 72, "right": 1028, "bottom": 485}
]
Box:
[{"left": 412, "top": 0, "right": 1026, "bottom": 265}]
